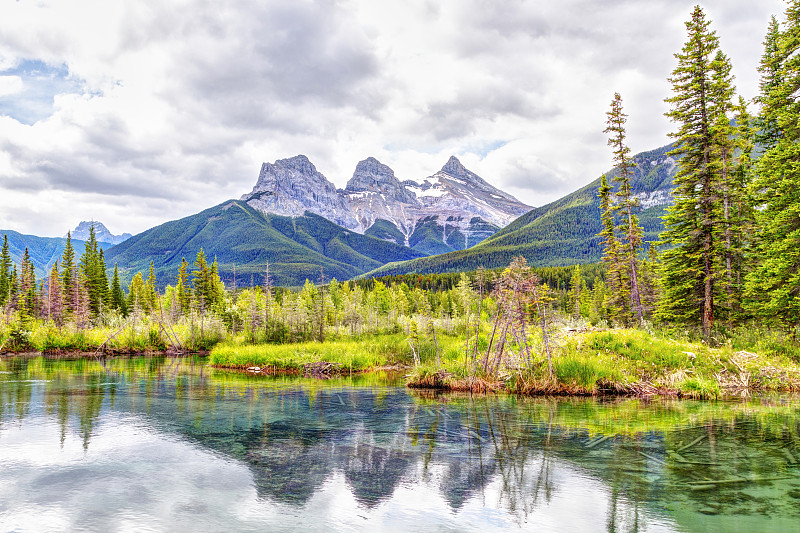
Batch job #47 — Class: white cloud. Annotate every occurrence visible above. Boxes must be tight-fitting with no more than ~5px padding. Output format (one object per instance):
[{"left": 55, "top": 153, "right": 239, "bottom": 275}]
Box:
[
  {"left": 0, "top": 76, "right": 23, "bottom": 97},
  {"left": 0, "top": 0, "right": 786, "bottom": 236}
]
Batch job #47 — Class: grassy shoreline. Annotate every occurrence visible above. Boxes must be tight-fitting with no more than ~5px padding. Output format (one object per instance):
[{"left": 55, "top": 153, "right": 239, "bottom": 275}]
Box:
[
  {"left": 207, "top": 328, "right": 800, "bottom": 399},
  {"left": 5, "top": 326, "right": 799, "bottom": 399}
]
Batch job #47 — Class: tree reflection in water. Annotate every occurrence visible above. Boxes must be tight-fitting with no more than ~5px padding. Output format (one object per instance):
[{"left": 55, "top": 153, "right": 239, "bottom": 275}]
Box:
[{"left": 1, "top": 356, "right": 799, "bottom": 532}]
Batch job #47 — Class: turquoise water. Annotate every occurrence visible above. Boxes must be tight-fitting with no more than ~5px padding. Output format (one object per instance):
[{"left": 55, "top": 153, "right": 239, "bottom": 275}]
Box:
[{"left": 1, "top": 356, "right": 799, "bottom": 532}]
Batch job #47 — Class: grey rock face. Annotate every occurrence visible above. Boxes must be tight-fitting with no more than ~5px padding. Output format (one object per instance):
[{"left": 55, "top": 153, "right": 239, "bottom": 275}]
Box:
[
  {"left": 241, "top": 155, "right": 360, "bottom": 231},
  {"left": 345, "top": 157, "right": 418, "bottom": 205},
  {"left": 70, "top": 221, "right": 132, "bottom": 245},
  {"left": 244, "top": 154, "right": 532, "bottom": 252}
]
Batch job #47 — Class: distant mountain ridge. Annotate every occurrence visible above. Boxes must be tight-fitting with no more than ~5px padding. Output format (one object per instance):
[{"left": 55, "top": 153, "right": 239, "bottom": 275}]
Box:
[
  {"left": 241, "top": 155, "right": 531, "bottom": 255},
  {"left": 0, "top": 230, "right": 111, "bottom": 279},
  {"left": 105, "top": 200, "right": 425, "bottom": 287},
  {"left": 362, "top": 143, "right": 677, "bottom": 277}
]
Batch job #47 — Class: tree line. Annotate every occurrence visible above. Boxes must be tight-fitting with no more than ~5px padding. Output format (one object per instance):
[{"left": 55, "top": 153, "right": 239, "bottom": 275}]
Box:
[{"left": 597, "top": 3, "right": 800, "bottom": 340}]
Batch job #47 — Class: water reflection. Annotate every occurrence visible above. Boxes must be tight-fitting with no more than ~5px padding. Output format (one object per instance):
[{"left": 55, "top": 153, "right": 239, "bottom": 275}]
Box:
[{"left": 1, "top": 356, "right": 799, "bottom": 532}]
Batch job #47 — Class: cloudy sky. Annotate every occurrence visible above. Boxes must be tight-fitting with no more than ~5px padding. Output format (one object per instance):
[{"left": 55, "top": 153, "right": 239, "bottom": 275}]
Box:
[{"left": 0, "top": 0, "right": 785, "bottom": 237}]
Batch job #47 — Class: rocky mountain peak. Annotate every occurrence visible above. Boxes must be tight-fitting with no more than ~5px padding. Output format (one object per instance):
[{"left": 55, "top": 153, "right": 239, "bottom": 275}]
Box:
[
  {"left": 69, "top": 221, "right": 131, "bottom": 245},
  {"left": 346, "top": 157, "right": 397, "bottom": 191},
  {"left": 441, "top": 155, "right": 467, "bottom": 176},
  {"left": 241, "top": 155, "right": 360, "bottom": 231},
  {"left": 345, "top": 157, "right": 418, "bottom": 205}
]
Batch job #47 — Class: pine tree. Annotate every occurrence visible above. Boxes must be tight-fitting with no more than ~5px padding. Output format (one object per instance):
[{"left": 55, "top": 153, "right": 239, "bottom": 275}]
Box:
[
  {"left": 146, "top": 261, "right": 157, "bottom": 311},
  {"left": 79, "top": 224, "right": 109, "bottom": 317},
  {"left": 176, "top": 258, "right": 191, "bottom": 315},
  {"left": 755, "top": 15, "right": 784, "bottom": 148},
  {"left": 598, "top": 174, "right": 628, "bottom": 322},
  {"left": 605, "top": 92, "right": 645, "bottom": 324},
  {"left": 110, "top": 264, "right": 126, "bottom": 315},
  {"left": 659, "top": 6, "right": 729, "bottom": 338},
  {"left": 61, "top": 231, "right": 76, "bottom": 315},
  {"left": 0, "top": 234, "right": 11, "bottom": 308},
  {"left": 745, "top": 1, "right": 800, "bottom": 330},
  {"left": 47, "top": 261, "right": 63, "bottom": 326},
  {"left": 17, "top": 248, "right": 37, "bottom": 320}
]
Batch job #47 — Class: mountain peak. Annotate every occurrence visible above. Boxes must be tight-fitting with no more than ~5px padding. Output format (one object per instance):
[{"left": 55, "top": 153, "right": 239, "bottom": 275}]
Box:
[
  {"left": 242, "top": 155, "right": 360, "bottom": 231},
  {"left": 69, "top": 221, "right": 131, "bottom": 245},
  {"left": 442, "top": 155, "right": 466, "bottom": 175},
  {"left": 345, "top": 157, "right": 418, "bottom": 207}
]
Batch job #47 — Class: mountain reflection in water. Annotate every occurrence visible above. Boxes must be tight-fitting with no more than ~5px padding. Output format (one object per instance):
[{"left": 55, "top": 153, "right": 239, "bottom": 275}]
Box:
[{"left": 1, "top": 356, "right": 799, "bottom": 532}]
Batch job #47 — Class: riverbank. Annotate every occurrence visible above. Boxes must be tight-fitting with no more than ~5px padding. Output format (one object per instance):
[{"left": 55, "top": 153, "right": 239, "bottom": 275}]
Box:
[
  {"left": 209, "top": 328, "right": 800, "bottom": 399},
  {"left": 5, "top": 324, "right": 799, "bottom": 399}
]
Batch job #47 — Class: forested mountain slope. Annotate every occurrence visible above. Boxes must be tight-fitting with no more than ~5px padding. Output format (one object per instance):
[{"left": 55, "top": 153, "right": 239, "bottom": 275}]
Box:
[{"left": 106, "top": 200, "right": 425, "bottom": 287}]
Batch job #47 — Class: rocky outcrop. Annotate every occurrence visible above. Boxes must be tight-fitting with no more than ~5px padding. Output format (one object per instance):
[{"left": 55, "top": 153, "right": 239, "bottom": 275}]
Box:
[
  {"left": 70, "top": 221, "right": 132, "bottom": 245},
  {"left": 241, "top": 155, "right": 360, "bottom": 231}
]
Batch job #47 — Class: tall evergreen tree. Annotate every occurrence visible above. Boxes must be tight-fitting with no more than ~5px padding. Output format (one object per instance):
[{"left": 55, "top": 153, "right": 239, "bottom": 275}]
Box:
[
  {"left": 145, "top": 261, "right": 157, "bottom": 311},
  {"left": 0, "top": 234, "right": 10, "bottom": 307},
  {"left": 745, "top": 1, "right": 800, "bottom": 330},
  {"left": 110, "top": 263, "right": 126, "bottom": 315},
  {"left": 47, "top": 261, "right": 63, "bottom": 326},
  {"left": 79, "top": 224, "right": 109, "bottom": 317},
  {"left": 61, "top": 231, "right": 76, "bottom": 315},
  {"left": 598, "top": 174, "right": 628, "bottom": 322},
  {"left": 659, "top": 6, "right": 729, "bottom": 338},
  {"left": 17, "top": 248, "right": 37, "bottom": 320},
  {"left": 755, "top": 15, "right": 784, "bottom": 148},
  {"left": 176, "top": 258, "right": 191, "bottom": 315},
  {"left": 605, "top": 92, "right": 645, "bottom": 324}
]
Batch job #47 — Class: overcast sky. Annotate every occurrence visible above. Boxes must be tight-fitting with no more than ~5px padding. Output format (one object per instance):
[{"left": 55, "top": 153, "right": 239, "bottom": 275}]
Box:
[{"left": 0, "top": 0, "right": 786, "bottom": 237}]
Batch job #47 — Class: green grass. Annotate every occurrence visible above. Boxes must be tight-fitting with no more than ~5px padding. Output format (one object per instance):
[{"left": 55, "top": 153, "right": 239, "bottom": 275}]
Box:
[{"left": 209, "top": 333, "right": 417, "bottom": 372}]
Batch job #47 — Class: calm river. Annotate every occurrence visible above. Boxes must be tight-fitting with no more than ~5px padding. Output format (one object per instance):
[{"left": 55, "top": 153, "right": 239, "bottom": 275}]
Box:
[{"left": 1, "top": 356, "right": 799, "bottom": 532}]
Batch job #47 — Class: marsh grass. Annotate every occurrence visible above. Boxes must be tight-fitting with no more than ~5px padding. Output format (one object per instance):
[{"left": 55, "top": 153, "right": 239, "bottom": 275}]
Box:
[
  {"left": 0, "top": 314, "right": 226, "bottom": 354},
  {"left": 209, "top": 333, "right": 421, "bottom": 372},
  {"left": 405, "top": 327, "right": 800, "bottom": 398}
]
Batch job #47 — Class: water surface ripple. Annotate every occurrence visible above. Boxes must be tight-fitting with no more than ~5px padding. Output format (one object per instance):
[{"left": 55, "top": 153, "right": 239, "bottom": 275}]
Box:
[{"left": 1, "top": 356, "right": 799, "bottom": 532}]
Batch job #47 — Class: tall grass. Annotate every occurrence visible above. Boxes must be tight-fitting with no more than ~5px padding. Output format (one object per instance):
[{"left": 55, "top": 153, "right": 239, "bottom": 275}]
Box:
[{"left": 209, "top": 333, "right": 415, "bottom": 372}]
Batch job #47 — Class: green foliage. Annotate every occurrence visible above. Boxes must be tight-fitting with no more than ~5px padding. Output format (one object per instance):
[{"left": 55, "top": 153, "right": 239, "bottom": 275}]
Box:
[
  {"left": 78, "top": 224, "right": 110, "bottom": 317},
  {"left": 0, "top": 234, "right": 11, "bottom": 307},
  {"left": 659, "top": 6, "right": 744, "bottom": 337},
  {"left": 745, "top": 2, "right": 800, "bottom": 330},
  {"left": 209, "top": 333, "right": 414, "bottom": 371}
]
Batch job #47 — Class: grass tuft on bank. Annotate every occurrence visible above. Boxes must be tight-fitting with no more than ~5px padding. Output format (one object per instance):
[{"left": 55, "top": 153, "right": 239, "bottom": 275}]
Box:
[{"left": 209, "top": 333, "right": 416, "bottom": 373}]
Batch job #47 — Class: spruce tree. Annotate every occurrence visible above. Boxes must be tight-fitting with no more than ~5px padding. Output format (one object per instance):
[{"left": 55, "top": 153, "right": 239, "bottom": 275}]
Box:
[
  {"left": 61, "top": 232, "right": 76, "bottom": 315},
  {"left": 659, "top": 6, "right": 728, "bottom": 338},
  {"left": 755, "top": 15, "right": 784, "bottom": 148},
  {"left": 0, "top": 234, "right": 10, "bottom": 307},
  {"left": 192, "top": 248, "right": 209, "bottom": 312},
  {"left": 110, "top": 264, "right": 126, "bottom": 315},
  {"left": 47, "top": 261, "right": 63, "bottom": 326},
  {"left": 598, "top": 174, "right": 628, "bottom": 322},
  {"left": 177, "top": 258, "right": 191, "bottom": 315},
  {"left": 568, "top": 265, "right": 582, "bottom": 320},
  {"left": 79, "top": 224, "right": 109, "bottom": 317},
  {"left": 605, "top": 92, "right": 645, "bottom": 324},
  {"left": 745, "top": 1, "right": 800, "bottom": 330},
  {"left": 18, "top": 248, "right": 37, "bottom": 320},
  {"left": 146, "top": 261, "right": 157, "bottom": 311},
  {"left": 707, "top": 50, "right": 744, "bottom": 319}
]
